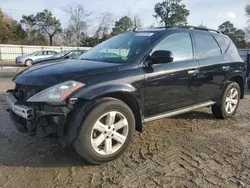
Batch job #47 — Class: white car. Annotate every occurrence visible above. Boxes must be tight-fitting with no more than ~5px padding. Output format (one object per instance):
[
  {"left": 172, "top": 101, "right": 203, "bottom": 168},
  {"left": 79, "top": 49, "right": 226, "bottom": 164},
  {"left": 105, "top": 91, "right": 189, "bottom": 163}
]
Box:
[{"left": 15, "top": 51, "right": 58, "bottom": 66}]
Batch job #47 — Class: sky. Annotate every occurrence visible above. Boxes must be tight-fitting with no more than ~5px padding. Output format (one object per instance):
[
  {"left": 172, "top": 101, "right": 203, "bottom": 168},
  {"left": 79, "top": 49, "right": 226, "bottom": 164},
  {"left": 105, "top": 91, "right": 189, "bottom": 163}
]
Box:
[{"left": 0, "top": 0, "right": 249, "bottom": 34}]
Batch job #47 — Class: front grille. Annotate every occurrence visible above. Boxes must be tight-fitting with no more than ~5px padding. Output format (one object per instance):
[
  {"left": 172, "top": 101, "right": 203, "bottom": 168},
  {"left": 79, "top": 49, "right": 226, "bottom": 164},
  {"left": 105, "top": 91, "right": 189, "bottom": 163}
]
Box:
[{"left": 14, "top": 84, "right": 44, "bottom": 101}]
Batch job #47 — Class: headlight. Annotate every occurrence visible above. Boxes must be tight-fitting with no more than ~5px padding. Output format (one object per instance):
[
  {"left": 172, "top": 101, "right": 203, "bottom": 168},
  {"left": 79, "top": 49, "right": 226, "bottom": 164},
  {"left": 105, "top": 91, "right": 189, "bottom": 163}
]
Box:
[{"left": 27, "top": 81, "right": 85, "bottom": 103}]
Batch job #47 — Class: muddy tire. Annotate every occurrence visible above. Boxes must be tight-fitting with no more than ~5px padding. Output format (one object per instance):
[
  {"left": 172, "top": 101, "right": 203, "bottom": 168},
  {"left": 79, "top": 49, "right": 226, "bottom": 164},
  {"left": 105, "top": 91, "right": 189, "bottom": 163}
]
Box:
[
  {"left": 25, "top": 59, "right": 33, "bottom": 67},
  {"left": 212, "top": 82, "right": 240, "bottom": 119},
  {"left": 74, "top": 97, "right": 135, "bottom": 164}
]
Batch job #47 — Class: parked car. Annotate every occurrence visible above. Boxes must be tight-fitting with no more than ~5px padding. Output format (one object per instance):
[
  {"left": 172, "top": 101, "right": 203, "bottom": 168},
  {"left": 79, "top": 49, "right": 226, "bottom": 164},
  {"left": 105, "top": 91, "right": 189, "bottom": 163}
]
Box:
[
  {"left": 7, "top": 26, "right": 245, "bottom": 164},
  {"left": 33, "top": 50, "right": 87, "bottom": 65},
  {"left": 15, "top": 50, "right": 57, "bottom": 66}
]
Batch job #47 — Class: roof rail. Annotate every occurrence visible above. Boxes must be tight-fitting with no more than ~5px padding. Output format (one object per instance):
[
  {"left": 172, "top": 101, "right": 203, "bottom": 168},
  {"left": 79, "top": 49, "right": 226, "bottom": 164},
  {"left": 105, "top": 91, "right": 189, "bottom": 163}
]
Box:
[{"left": 155, "top": 25, "right": 221, "bottom": 34}]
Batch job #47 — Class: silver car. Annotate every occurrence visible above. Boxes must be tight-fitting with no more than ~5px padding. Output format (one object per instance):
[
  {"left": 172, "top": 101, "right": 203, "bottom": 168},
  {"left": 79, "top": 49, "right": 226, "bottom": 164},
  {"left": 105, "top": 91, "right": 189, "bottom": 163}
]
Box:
[{"left": 15, "top": 51, "right": 58, "bottom": 66}]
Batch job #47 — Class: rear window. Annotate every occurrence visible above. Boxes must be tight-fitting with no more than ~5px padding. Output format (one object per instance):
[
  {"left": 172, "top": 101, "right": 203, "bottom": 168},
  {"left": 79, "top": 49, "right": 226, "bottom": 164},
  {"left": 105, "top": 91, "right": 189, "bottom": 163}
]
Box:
[
  {"left": 214, "top": 35, "right": 231, "bottom": 53},
  {"left": 194, "top": 34, "right": 222, "bottom": 59}
]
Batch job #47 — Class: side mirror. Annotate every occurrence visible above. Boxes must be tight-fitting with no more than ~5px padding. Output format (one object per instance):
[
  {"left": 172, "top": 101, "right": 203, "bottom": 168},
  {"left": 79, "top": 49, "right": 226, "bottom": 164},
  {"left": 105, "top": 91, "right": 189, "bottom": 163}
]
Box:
[{"left": 150, "top": 50, "right": 174, "bottom": 64}]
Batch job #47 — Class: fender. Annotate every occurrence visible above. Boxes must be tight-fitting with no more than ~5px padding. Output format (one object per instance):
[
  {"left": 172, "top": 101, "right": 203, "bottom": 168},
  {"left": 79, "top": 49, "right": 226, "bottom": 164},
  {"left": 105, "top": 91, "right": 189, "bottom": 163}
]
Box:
[
  {"left": 222, "top": 70, "right": 245, "bottom": 99},
  {"left": 227, "top": 71, "right": 245, "bottom": 81},
  {"left": 73, "top": 83, "right": 137, "bottom": 100}
]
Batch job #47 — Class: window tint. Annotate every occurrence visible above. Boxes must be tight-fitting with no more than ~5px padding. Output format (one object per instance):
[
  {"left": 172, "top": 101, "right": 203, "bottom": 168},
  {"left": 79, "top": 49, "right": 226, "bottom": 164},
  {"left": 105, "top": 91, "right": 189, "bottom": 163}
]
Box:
[
  {"left": 35, "top": 51, "right": 43, "bottom": 56},
  {"left": 153, "top": 33, "right": 193, "bottom": 61},
  {"left": 214, "top": 35, "right": 231, "bottom": 53},
  {"left": 47, "top": 51, "right": 55, "bottom": 55},
  {"left": 194, "top": 34, "right": 221, "bottom": 58}
]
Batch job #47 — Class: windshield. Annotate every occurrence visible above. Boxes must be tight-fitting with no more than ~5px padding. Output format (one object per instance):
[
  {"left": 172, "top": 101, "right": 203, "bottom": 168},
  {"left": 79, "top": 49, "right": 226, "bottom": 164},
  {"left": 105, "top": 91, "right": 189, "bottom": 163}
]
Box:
[
  {"left": 79, "top": 32, "right": 158, "bottom": 63},
  {"left": 52, "top": 51, "right": 69, "bottom": 58},
  {"left": 29, "top": 51, "right": 40, "bottom": 56}
]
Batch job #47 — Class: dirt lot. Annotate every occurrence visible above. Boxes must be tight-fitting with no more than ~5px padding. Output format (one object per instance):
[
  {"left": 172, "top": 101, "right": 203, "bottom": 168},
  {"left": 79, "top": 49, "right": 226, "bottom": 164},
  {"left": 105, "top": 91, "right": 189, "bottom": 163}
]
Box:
[{"left": 1, "top": 77, "right": 250, "bottom": 188}]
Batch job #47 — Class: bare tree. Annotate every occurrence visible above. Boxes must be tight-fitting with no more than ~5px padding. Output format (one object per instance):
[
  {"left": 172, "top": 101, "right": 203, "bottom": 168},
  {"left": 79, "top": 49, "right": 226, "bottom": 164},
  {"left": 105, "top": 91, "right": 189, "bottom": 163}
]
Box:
[
  {"left": 95, "top": 12, "right": 114, "bottom": 43},
  {"left": 62, "top": 4, "right": 92, "bottom": 46},
  {"left": 133, "top": 14, "right": 142, "bottom": 30},
  {"left": 245, "top": 5, "right": 250, "bottom": 45}
]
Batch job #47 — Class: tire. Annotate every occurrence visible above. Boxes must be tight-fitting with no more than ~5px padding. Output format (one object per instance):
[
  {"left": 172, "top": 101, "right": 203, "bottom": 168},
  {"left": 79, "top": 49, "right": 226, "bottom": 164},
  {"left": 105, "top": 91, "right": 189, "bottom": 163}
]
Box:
[
  {"left": 212, "top": 82, "right": 240, "bottom": 119},
  {"left": 74, "top": 97, "right": 135, "bottom": 164},
  {"left": 25, "top": 59, "right": 33, "bottom": 67}
]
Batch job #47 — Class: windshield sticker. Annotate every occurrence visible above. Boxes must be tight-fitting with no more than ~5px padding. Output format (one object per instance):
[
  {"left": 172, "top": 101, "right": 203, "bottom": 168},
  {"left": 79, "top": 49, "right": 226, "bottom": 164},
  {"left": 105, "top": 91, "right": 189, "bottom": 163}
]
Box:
[{"left": 135, "top": 33, "right": 154, "bottom": 37}]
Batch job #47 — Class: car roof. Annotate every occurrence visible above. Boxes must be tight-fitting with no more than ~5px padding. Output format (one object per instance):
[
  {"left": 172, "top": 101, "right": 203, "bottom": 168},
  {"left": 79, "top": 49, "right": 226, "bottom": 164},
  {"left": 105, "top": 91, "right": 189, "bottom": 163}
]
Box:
[{"left": 137, "top": 25, "right": 227, "bottom": 37}]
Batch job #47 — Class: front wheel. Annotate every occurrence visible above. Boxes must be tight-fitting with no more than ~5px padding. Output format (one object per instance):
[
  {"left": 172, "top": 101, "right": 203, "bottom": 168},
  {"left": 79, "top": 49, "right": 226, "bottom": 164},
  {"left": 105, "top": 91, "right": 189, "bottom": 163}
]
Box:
[
  {"left": 74, "top": 98, "right": 135, "bottom": 164},
  {"left": 25, "top": 59, "right": 33, "bottom": 67},
  {"left": 212, "top": 82, "right": 240, "bottom": 119}
]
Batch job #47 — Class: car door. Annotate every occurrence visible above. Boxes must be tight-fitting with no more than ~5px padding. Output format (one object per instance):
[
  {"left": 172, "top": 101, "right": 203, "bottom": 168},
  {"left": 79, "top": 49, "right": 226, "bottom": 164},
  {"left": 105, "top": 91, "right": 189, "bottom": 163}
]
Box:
[
  {"left": 144, "top": 32, "right": 200, "bottom": 117},
  {"left": 33, "top": 51, "right": 44, "bottom": 60},
  {"left": 192, "top": 33, "right": 228, "bottom": 103},
  {"left": 44, "top": 51, "right": 52, "bottom": 58}
]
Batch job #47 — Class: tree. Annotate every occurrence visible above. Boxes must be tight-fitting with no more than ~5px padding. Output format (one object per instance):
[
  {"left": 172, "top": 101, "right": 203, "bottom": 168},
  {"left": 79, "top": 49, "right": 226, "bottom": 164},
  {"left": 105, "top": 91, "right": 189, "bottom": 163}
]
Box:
[
  {"left": 0, "top": 9, "right": 27, "bottom": 44},
  {"left": 63, "top": 4, "right": 92, "bottom": 46},
  {"left": 154, "top": 0, "right": 190, "bottom": 27},
  {"left": 246, "top": 5, "right": 250, "bottom": 21},
  {"left": 95, "top": 12, "right": 114, "bottom": 43},
  {"left": 21, "top": 9, "right": 62, "bottom": 46},
  {"left": 112, "top": 16, "right": 133, "bottom": 35},
  {"left": 244, "top": 5, "right": 250, "bottom": 47},
  {"left": 4, "top": 14, "right": 27, "bottom": 43},
  {"left": 218, "top": 21, "right": 247, "bottom": 48},
  {"left": 133, "top": 14, "right": 142, "bottom": 30},
  {"left": 0, "top": 10, "right": 12, "bottom": 43},
  {"left": 198, "top": 23, "right": 207, "bottom": 28},
  {"left": 81, "top": 37, "right": 97, "bottom": 47}
]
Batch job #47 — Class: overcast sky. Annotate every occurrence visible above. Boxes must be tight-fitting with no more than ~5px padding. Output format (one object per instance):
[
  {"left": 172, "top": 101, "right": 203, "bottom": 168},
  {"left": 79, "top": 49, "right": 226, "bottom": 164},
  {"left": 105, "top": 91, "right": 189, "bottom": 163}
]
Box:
[{"left": 0, "top": 0, "right": 249, "bottom": 33}]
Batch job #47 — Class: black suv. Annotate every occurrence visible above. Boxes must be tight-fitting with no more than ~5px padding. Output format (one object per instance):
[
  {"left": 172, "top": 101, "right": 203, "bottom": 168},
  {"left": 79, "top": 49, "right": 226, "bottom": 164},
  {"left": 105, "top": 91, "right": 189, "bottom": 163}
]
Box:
[{"left": 6, "top": 26, "right": 245, "bottom": 164}]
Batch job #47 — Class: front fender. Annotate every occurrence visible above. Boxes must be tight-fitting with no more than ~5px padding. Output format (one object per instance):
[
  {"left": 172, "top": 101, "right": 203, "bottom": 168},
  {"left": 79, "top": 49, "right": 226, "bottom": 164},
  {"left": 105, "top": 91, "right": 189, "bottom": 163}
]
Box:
[{"left": 73, "top": 83, "right": 136, "bottom": 100}]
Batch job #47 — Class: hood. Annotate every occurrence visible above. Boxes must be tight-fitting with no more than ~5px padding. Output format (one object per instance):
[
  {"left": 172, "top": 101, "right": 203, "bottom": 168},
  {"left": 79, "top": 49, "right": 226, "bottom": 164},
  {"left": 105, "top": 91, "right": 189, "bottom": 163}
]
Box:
[
  {"left": 33, "top": 57, "right": 60, "bottom": 64},
  {"left": 13, "top": 59, "right": 121, "bottom": 87}
]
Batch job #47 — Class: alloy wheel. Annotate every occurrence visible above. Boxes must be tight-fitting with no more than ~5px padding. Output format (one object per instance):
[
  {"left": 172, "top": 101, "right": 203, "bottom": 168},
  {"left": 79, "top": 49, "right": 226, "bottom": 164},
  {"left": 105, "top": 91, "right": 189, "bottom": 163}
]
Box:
[
  {"left": 90, "top": 111, "right": 129, "bottom": 155},
  {"left": 225, "top": 88, "right": 238, "bottom": 114}
]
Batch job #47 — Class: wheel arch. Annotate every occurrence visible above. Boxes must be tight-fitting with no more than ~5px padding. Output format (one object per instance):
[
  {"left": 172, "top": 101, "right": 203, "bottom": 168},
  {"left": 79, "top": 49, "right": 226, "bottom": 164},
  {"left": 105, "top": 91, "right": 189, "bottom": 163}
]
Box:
[
  {"left": 65, "top": 91, "right": 143, "bottom": 144},
  {"left": 228, "top": 74, "right": 245, "bottom": 99},
  {"left": 95, "top": 92, "right": 143, "bottom": 132},
  {"left": 72, "top": 83, "right": 143, "bottom": 132},
  {"left": 25, "top": 58, "right": 33, "bottom": 65}
]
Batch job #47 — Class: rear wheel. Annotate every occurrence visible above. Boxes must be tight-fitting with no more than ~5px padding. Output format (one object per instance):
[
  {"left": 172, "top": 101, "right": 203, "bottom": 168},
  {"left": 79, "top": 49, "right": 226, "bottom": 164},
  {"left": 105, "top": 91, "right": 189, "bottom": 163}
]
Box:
[
  {"left": 212, "top": 82, "right": 240, "bottom": 119},
  {"left": 25, "top": 59, "right": 33, "bottom": 67},
  {"left": 74, "top": 98, "right": 135, "bottom": 164}
]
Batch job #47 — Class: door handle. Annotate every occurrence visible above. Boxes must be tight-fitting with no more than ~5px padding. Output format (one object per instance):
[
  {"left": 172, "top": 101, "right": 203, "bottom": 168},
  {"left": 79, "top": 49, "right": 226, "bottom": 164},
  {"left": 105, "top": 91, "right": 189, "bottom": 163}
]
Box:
[
  {"left": 188, "top": 69, "right": 199, "bottom": 75},
  {"left": 222, "top": 66, "right": 230, "bottom": 71}
]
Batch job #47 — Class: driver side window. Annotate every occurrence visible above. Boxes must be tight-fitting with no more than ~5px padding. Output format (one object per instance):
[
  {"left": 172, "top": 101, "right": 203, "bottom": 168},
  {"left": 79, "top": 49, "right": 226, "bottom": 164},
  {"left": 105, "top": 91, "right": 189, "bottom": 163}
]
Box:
[
  {"left": 153, "top": 33, "right": 193, "bottom": 61},
  {"left": 35, "top": 51, "right": 43, "bottom": 56}
]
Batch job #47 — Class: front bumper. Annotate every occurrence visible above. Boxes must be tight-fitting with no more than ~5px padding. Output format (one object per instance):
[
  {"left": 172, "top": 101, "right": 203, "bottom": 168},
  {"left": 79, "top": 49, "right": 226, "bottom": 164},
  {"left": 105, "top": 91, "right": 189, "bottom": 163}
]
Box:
[
  {"left": 6, "top": 91, "right": 74, "bottom": 137},
  {"left": 15, "top": 58, "right": 25, "bottom": 65},
  {"left": 6, "top": 92, "right": 34, "bottom": 120}
]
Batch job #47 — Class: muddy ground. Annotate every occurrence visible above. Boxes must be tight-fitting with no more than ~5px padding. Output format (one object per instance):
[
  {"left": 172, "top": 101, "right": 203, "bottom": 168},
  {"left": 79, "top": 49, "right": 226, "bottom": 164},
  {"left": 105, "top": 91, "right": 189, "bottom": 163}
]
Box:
[{"left": 1, "top": 77, "right": 250, "bottom": 188}]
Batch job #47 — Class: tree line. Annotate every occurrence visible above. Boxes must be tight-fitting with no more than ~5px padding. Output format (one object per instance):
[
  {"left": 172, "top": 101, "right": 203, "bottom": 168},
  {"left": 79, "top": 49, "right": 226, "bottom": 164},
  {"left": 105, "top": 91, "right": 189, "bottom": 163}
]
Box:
[{"left": 0, "top": 0, "right": 249, "bottom": 48}]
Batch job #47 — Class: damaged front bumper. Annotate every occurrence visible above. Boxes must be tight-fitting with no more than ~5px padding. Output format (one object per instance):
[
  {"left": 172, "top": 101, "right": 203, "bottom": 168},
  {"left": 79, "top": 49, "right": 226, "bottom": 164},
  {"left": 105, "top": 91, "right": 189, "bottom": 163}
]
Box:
[{"left": 6, "top": 90, "right": 75, "bottom": 137}]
